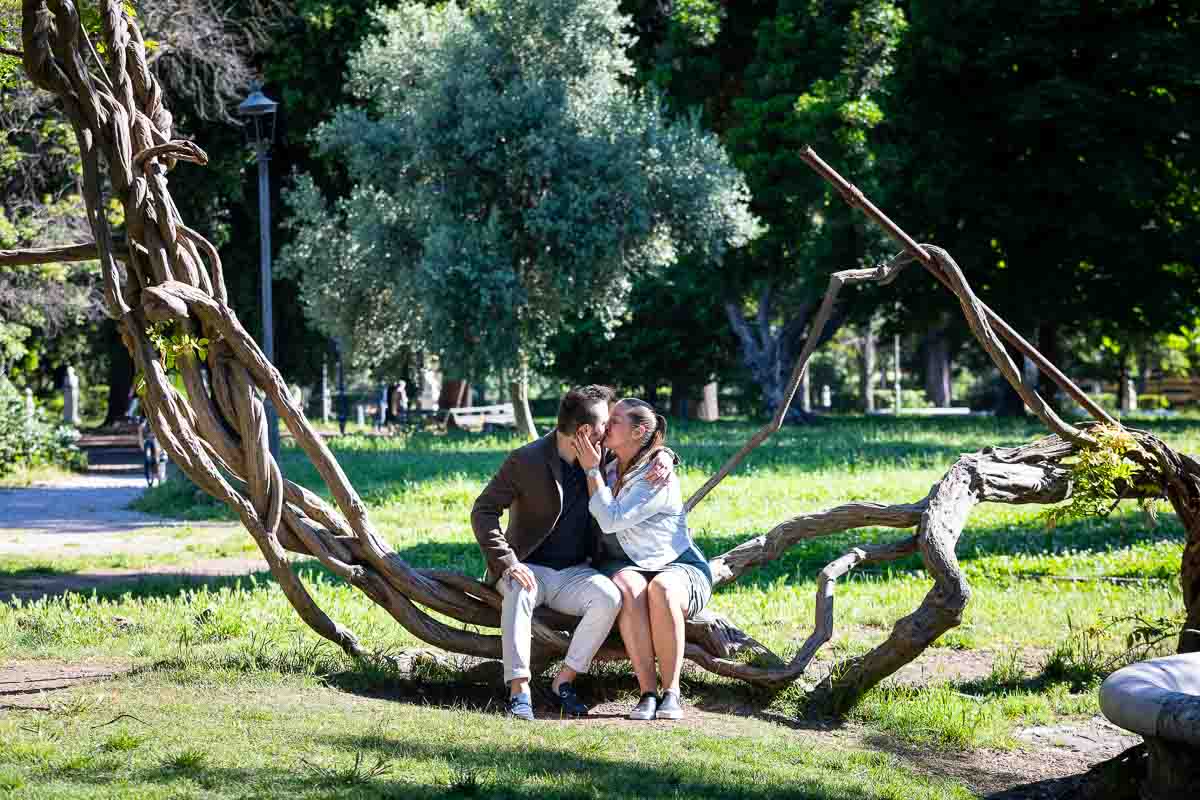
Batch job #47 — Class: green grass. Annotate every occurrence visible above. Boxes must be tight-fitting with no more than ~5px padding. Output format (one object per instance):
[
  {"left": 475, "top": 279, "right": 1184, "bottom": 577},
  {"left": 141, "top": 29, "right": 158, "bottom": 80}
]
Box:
[
  {"left": 4, "top": 414, "right": 1197, "bottom": 797},
  {"left": 0, "top": 664, "right": 978, "bottom": 799},
  {"left": 0, "top": 463, "right": 79, "bottom": 488}
]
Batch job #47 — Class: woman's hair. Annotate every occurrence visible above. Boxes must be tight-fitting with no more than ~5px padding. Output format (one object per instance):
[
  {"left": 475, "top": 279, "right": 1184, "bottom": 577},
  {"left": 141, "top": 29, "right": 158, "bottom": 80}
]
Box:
[{"left": 617, "top": 398, "right": 667, "bottom": 462}]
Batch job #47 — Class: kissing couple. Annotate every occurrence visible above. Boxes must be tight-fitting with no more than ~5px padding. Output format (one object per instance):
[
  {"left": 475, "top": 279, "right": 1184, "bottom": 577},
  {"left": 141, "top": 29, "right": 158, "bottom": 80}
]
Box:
[{"left": 471, "top": 385, "right": 712, "bottom": 721}]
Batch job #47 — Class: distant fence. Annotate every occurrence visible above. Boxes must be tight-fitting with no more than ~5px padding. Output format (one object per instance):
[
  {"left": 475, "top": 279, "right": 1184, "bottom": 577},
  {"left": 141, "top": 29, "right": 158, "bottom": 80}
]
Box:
[{"left": 1101, "top": 377, "right": 1200, "bottom": 408}]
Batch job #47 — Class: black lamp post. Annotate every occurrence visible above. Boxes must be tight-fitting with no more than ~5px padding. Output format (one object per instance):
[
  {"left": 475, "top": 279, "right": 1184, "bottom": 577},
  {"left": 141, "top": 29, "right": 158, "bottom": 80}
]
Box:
[
  {"left": 237, "top": 84, "right": 280, "bottom": 462},
  {"left": 334, "top": 338, "right": 348, "bottom": 436}
]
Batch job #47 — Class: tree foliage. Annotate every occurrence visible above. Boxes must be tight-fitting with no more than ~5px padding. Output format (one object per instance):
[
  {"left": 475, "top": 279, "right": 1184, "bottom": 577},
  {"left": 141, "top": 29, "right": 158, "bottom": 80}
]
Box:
[
  {"left": 884, "top": 0, "right": 1200, "bottom": 340},
  {"left": 281, "top": 0, "right": 759, "bottom": 383}
]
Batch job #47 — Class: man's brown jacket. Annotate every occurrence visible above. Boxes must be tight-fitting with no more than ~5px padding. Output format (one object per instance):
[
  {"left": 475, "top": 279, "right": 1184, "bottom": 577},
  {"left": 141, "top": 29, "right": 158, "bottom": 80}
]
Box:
[{"left": 470, "top": 432, "right": 600, "bottom": 584}]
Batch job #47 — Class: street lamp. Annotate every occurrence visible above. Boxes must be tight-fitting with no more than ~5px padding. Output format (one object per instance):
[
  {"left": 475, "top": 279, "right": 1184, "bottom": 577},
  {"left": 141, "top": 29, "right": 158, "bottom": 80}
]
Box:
[
  {"left": 237, "top": 84, "right": 280, "bottom": 463},
  {"left": 334, "top": 338, "right": 348, "bottom": 435}
]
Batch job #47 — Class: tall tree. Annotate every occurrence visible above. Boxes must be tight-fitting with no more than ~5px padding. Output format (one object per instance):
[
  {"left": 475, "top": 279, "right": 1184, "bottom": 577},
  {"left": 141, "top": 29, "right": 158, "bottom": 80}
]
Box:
[
  {"left": 884, "top": 0, "right": 1200, "bottom": 412},
  {"left": 282, "top": 0, "right": 759, "bottom": 439},
  {"left": 629, "top": 1, "right": 908, "bottom": 419}
]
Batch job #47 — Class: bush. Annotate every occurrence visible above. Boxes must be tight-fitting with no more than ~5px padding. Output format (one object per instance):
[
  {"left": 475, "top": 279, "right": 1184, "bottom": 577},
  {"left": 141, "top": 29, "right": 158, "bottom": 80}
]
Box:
[
  {"left": 873, "top": 388, "right": 935, "bottom": 411},
  {"left": 1138, "top": 393, "right": 1171, "bottom": 410},
  {"left": 0, "top": 376, "right": 87, "bottom": 477}
]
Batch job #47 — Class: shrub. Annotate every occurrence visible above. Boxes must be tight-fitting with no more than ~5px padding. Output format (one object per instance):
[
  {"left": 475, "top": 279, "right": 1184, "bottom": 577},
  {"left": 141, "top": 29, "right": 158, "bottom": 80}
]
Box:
[
  {"left": 1138, "top": 393, "right": 1171, "bottom": 410},
  {"left": 0, "top": 375, "right": 87, "bottom": 477}
]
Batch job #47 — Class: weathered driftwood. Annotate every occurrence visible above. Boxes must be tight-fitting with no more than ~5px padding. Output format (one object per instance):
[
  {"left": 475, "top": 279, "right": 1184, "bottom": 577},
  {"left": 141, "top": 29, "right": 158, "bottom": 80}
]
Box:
[{"left": 11, "top": 0, "right": 1200, "bottom": 712}]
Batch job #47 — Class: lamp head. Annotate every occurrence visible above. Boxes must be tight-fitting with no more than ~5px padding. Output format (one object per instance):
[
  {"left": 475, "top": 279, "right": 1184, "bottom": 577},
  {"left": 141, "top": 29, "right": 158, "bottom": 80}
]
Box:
[{"left": 237, "top": 83, "right": 279, "bottom": 146}]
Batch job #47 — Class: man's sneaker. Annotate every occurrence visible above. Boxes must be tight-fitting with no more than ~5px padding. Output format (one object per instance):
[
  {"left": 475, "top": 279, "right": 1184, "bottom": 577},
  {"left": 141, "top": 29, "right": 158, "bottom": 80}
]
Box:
[
  {"left": 656, "top": 690, "right": 684, "bottom": 720},
  {"left": 506, "top": 692, "right": 534, "bottom": 721},
  {"left": 628, "top": 692, "right": 658, "bottom": 721},
  {"left": 551, "top": 682, "right": 589, "bottom": 717}
]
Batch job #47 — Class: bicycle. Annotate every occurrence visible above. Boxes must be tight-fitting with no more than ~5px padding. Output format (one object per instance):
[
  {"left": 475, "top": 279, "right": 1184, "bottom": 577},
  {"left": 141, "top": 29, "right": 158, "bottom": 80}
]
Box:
[{"left": 140, "top": 421, "right": 168, "bottom": 486}]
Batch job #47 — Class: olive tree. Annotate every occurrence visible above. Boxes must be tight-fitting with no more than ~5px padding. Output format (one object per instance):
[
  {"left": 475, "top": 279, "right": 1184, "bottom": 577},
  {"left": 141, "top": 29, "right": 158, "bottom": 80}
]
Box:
[{"left": 279, "top": 0, "right": 760, "bottom": 436}]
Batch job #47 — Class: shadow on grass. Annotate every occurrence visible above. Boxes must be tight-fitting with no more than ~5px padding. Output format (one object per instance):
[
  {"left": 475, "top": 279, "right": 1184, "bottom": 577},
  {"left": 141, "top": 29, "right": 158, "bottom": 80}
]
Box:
[{"left": 53, "top": 739, "right": 919, "bottom": 800}]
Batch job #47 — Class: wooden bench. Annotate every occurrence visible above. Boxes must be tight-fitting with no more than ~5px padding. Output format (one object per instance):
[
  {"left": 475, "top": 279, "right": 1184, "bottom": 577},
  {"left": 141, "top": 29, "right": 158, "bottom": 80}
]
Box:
[{"left": 446, "top": 403, "right": 516, "bottom": 432}]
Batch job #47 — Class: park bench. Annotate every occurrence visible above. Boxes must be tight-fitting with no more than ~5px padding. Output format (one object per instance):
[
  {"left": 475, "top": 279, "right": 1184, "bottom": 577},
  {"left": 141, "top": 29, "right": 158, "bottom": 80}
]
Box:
[{"left": 446, "top": 403, "right": 516, "bottom": 432}]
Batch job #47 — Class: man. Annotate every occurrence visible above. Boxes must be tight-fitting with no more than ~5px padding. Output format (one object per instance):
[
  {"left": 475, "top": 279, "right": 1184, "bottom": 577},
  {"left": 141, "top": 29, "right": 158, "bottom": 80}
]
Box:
[{"left": 471, "top": 384, "right": 672, "bottom": 720}]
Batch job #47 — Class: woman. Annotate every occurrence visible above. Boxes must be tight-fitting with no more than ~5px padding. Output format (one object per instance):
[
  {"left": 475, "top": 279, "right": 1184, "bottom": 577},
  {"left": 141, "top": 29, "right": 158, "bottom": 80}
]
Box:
[{"left": 573, "top": 398, "right": 712, "bottom": 721}]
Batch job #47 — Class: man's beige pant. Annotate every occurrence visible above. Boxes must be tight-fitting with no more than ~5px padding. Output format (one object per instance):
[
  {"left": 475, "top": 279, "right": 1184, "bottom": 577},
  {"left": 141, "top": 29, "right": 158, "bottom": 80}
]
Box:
[{"left": 498, "top": 563, "right": 621, "bottom": 684}]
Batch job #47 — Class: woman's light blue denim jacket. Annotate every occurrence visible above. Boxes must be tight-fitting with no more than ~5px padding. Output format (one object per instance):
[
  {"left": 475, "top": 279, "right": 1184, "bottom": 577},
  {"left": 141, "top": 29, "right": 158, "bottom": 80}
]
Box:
[{"left": 587, "top": 456, "right": 693, "bottom": 570}]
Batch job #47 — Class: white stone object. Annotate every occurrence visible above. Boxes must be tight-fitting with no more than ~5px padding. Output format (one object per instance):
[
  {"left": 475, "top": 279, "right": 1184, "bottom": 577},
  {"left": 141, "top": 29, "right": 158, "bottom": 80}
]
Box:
[
  {"left": 321, "top": 360, "right": 331, "bottom": 423},
  {"left": 417, "top": 367, "right": 441, "bottom": 411},
  {"left": 1122, "top": 378, "right": 1138, "bottom": 412},
  {"left": 63, "top": 366, "right": 80, "bottom": 425},
  {"left": 696, "top": 382, "right": 719, "bottom": 421},
  {"left": 24, "top": 388, "right": 34, "bottom": 421},
  {"left": 355, "top": 404, "right": 365, "bottom": 426},
  {"left": 821, "top": 384, "right": 832, "bottom": 409},
  {"left": 1099, "top": 652, "right": 1200, "bottom": 746}
]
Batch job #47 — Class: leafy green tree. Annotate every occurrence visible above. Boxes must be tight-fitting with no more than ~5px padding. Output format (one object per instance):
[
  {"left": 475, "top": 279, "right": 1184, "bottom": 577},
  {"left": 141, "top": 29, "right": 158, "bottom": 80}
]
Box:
[
  {"left": 547, "top": 262, "right": 741, "bottom": 411},
  {"left": 282, "top": 0, "right": 759, "bottom": 438},
  {"left": 884, "top": 0, "right": 1200, "bottom": 411},
  {"left": 619, "top": 1, "right": 907, "bottom": 419}
]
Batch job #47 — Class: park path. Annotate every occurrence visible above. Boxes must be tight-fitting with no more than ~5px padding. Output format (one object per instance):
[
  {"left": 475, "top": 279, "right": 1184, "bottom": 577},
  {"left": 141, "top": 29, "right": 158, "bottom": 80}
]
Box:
[
  {"left": 0, "top": 435, "right": 261, "bottom": 601},
  {"left": 0, "top": 435, "right": 188, "bottom": 550}
]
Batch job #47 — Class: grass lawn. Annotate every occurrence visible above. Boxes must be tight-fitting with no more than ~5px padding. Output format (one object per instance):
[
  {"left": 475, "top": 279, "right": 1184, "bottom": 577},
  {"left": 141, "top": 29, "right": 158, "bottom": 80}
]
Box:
[{"left": 2, "top": 414, "right": 1192, "bottom": 797}]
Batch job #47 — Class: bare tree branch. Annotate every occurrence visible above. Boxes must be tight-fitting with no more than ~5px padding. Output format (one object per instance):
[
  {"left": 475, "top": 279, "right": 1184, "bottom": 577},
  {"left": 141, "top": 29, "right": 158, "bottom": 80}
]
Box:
[{"left": 0, "top": 242, "right": 119, "bottom": 266}]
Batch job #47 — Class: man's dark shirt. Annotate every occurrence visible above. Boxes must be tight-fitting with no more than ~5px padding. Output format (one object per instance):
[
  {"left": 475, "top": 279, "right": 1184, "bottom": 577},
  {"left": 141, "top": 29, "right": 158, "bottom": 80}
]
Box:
[{"left": 525, "top": 457, "right": 593, "bottom": 570}]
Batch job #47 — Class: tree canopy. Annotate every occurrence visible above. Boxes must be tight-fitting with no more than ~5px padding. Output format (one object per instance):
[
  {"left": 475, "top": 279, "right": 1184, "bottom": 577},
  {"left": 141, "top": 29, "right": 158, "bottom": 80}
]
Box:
[{"left": 281, "top": 0, "right": 759, "bottom": 432}]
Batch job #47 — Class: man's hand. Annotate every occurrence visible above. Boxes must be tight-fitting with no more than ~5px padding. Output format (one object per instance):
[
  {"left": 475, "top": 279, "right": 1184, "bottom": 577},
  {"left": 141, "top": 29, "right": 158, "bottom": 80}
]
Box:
[
  {"left": 504, "top": 562, "right": 538, "bottom": 593},
  {"left": 645, "top": 449, "right": 675, "bottom": 488}
]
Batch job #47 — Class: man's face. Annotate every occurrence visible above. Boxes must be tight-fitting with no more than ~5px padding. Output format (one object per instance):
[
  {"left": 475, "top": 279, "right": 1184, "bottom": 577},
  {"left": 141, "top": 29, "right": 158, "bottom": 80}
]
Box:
[{"left": 580, "top": 401, "right": 609, "bottom": 446}]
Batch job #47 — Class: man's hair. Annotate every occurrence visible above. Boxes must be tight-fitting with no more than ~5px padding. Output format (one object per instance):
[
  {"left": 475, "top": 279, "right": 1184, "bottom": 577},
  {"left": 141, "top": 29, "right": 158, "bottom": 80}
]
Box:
[{"left": 556, "top": 384, "right": 615, "bottom": 435}]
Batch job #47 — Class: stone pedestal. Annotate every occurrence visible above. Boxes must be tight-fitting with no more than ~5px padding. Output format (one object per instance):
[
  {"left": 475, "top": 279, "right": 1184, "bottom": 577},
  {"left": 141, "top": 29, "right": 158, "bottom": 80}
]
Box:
[
  {"left": 355, "top": 404, "right": 365, "bottom": 426},
  {"left": 696, "top": 382, "right": 719, "bottom": 421},
  {"left": 417, "top": 366, "right": 441, "bottom": 411},
  {"left": 820, "top": 384, "right": 832, "bottom": 409},
  {"left": 1142, "top": 737, "right": 1200, "bottom": 800},
  {"left": 1121, "top": 378, "right": 1138, "bottom": 412},
  {"left": 321, "top": 360, "right": 331, "bottom": 423},
  {"left": 62, "top": 366, "right": 80, "bottom": 425},
  {"left": 24, "top": 388, "right": 34, "bottom": 421}
]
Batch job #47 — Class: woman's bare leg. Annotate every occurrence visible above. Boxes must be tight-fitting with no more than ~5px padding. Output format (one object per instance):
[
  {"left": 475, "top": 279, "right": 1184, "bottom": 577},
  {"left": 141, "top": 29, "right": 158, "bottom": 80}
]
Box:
[
  {"left": 613, "top": 571, "right": 657, "bottom": 694},
  {"left": 647, "top": 573, "right": 687, "bottom": 693}
]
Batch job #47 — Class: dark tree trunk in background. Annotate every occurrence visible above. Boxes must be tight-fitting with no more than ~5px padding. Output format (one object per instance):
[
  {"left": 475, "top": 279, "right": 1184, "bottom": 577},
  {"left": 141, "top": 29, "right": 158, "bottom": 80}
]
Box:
[
  {"left": 994, "top": 339, "right": 1027, "bottom": 417},
  {"left": 923, "top": 328, "right": 951, "bottom": 407},
  {"left": 1137, "top": 348, "right": 1153, "bottom": 395},
  {"left": 101, "top": 318, "right": 135, "bottom": 425},
  {"left": 670, "top": 380, "right": 694, "bottom": 418},
  {"left": 725, "top": 285, "right": 843, "bottom": 423}
]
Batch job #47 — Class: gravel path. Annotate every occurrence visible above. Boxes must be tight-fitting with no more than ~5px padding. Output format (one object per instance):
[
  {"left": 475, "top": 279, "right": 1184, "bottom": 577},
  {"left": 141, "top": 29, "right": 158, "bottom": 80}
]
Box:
[
  {"left": 0, "top": 470, "right": 178, "bottom": 538},
  {"left": 0, "top": 444, "right": 235, "bottom": 555}
]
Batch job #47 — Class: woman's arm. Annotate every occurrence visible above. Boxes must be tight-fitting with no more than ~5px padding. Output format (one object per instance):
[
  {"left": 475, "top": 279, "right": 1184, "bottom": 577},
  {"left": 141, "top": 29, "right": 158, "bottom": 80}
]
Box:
[{"left": 587, "top": 471, "right": 674, "bottom": 533}]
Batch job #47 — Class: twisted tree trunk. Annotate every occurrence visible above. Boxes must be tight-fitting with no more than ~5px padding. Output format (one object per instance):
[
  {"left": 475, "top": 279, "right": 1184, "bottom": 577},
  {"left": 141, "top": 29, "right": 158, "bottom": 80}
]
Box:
[{"left": 8, "top": 0, "right": 1199, "bottom": 713}]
